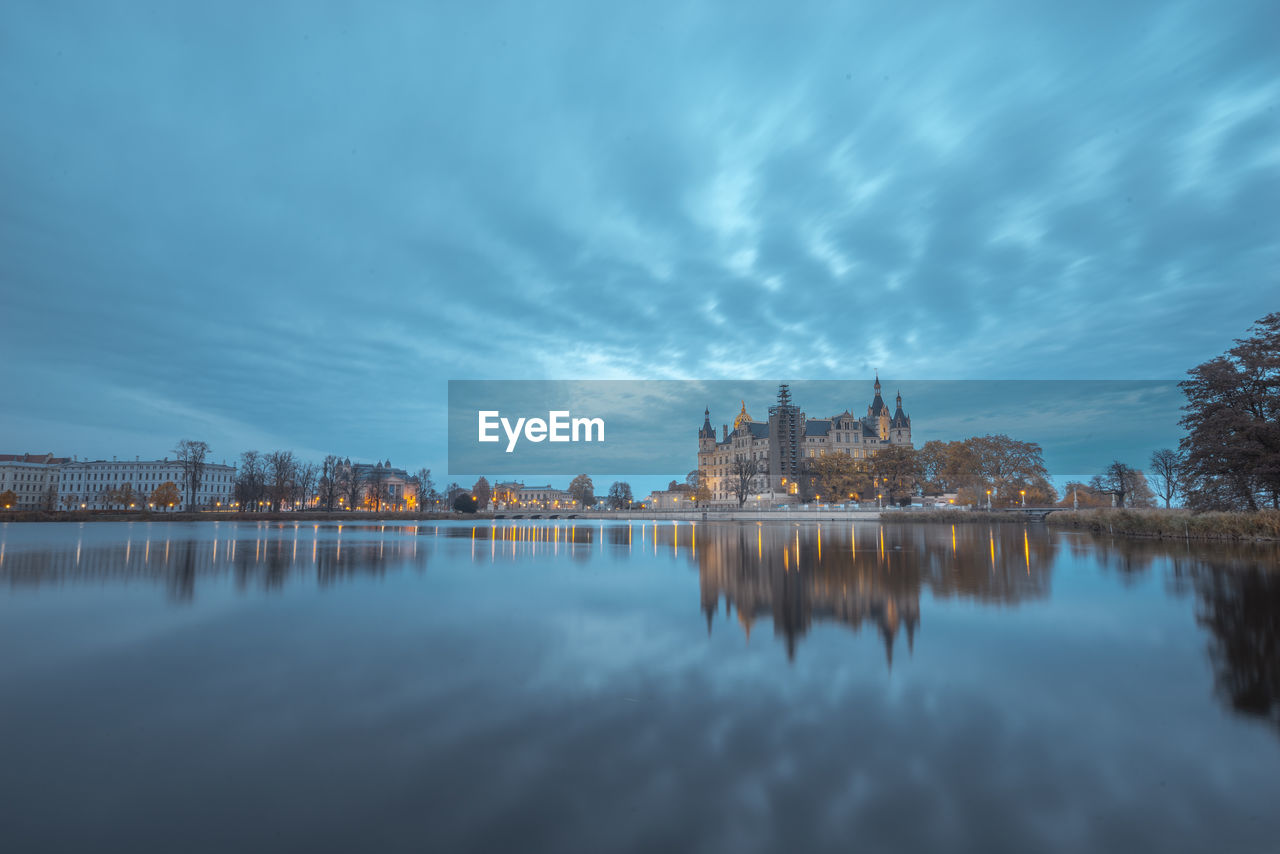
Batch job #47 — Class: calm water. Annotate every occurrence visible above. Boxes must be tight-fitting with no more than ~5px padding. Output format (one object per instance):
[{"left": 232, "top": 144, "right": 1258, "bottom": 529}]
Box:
[{"left": 1, "top": 519, "right": 1278, "bottom": 853}]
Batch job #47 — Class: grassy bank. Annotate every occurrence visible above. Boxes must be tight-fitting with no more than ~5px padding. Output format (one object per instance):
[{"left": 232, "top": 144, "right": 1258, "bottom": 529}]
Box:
[
  {"left": 0, "top": 510, "right": 466, "bottom": 524},
  {"left": 1047, "top": 508, "right": 1280, "bottom": 541}
]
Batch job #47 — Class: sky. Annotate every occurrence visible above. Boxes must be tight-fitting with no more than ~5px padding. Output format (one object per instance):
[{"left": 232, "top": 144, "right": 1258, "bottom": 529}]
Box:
[{"left": 1, "top": 0, "right": 1277, "bottom": 494}]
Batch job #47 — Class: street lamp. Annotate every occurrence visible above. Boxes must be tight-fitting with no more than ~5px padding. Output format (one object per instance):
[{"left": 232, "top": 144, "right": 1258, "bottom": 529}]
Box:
[
  {"left": 1020, "top": 489, "right": 1026, "bottom": 507},
  {"left": 986, "top": 489, "right": 992, "bottom": 510}
]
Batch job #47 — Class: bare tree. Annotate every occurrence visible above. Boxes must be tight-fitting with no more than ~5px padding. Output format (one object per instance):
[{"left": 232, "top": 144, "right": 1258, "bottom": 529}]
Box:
[
  {"left": 364, "top": 465, "right": 389, "bottom": 512},
  {"left": 1092, "top": 460, "right": 1151, "bottom": 508},
  {"left": 414, "top": 467, "right": 435, "bottom": 511},
  {"left": 266, "top": 450, "right": 295, "bottom": 511},
  {"left": 339, "top": 461, "right": 362, "bottom": 510},
  {"left": 235, "top": 451, "right": 264, "bottom": 510},
  {"left": 293, "top": 462, "right": 318, "bottom": 510},
  {"left": 1149, "top": 448, "right": 1184, "bottom": 508},
  {"left": 731, "top": 457, "right": 758, "bottom": 508},
  {"left": 319, "top": 455, "right": 342, "bottom": 511},
  {"left": 173, "top": 439, "right": 210, "bottom": 510}
]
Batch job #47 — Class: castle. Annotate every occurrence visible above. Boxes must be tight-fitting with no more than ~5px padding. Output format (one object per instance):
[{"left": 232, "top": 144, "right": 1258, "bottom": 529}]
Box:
[{"left": 697, "top": 377, "right": 912, "bottom": 506}]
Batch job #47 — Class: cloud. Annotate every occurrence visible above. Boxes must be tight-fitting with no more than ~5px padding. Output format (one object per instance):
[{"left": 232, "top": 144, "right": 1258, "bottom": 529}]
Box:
[{"left": 1, "top": 0, "right": 1276, "bottom": 483}]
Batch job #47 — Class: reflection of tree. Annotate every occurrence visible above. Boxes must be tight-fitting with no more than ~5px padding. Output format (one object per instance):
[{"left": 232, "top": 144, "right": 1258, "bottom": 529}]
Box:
[
  {"left": 1193, "top": 564, "right": 1280, "bottom": 733},
  {"left": 695, "top": 522, "right": 1055, "bottom": 664}
]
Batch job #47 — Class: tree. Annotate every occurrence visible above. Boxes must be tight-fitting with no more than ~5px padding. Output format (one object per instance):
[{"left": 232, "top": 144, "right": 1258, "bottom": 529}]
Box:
[
  {"left": 151, "top": 481, "right": 181, "bottom": 512},
  {"left": 293, "top": 462, "right": 318, "bottom": 510},
  {"left": 265, "top": 450, "right": 296, "bottom": 511},
  {"left": 452, "top": 492, "right": 478, "bottom": 513},
  {"left": 472, "top": 476, "right": 492, "bottom": 510},
  {"left": 415, "top": 468, "right": 436, "bottom": 510},
  {"left": 1149, "top": 448, "right": 1184, "bottom": 508},
  {"left": 0, "top": 490, "right": 16, "bottom": 510},
  {"left": 869, "top": 445, "right": 921, "bottom": 504},
  {"left": 965, "top": 435, "right": 1050, "bottom": 504},
  {"left": 568, "top": 474, "right": 595, "bottom": 508},
  {"left": 731, "top": 457, "right": 758, "bottom": 508},
  {"left": 687, "top": 470, "right": 711, "bottom": 505},
  {"left": 114, "top": 483, "right": 138, "bottom": 510},
  {"left": 40, "top": 485, "right": 58, "bottom": 511},
  {"left": 916, "top": 440, "right": 973, "bottom": 494},
  {"left": 340, "top": 461, "right": 363, "bottom": 510},
  {"left": 363, "top": 464, "right": 389, "bottom": 511},
  {"left": 1092, "top": 460, "right": 1151, "bottom": 508},
  {"left": 607, "top": 481, "right": 633, "bottom": 510},
  {"left": 173, "top": 439, "right": 210, "bottom": 510},
  {"left": 319, "top": 455, "right": 342, "bottom": 511},
  {"left": 1179, "top": 312, "right": 1280, "bottom": 510},
  {"left": 236, "top": 450, "right": 267, "bottom": 510},
  {"left": 808, "top": 452, "right": 869, "bottom": 502}
]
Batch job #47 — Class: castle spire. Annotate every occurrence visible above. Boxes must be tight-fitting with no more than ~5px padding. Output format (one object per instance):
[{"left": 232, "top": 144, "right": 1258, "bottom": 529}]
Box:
[{"left": 699, "top": 407, "right": 716, "bottom": 440}]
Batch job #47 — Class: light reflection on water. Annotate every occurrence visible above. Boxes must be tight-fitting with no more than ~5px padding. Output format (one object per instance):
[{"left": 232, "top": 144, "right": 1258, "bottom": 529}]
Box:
[{"left": 0, "top": 519, "right": 1278, "bottom": 853}]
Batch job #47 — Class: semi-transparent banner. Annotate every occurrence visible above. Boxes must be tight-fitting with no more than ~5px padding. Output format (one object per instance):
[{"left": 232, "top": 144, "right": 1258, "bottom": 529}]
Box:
[{"left": 447, "top": 379, "right": 1182, "bottom": 477}]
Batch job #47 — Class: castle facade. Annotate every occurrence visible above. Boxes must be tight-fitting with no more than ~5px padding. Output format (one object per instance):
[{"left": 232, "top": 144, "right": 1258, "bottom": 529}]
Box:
[{"left": 697, "top": 377, "right": 912, "bottom": 506}]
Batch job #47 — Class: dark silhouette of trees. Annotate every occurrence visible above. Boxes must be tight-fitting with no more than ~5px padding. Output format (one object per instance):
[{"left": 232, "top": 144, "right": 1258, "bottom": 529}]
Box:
[
  {"left": 235, "top": 450, "right": 267, "bottom": 510},
  {"left": 1179, "top": 312, "right": 1280, "bottom": 510},
  {"left": 731, "top": 457, "right": 758, "bottom": 507},
  {"left": 607, "top": 481, "right": 633, "bottom": 509},
  {"left": 568, "top": 474, "right": 595, "bottom": 507}
]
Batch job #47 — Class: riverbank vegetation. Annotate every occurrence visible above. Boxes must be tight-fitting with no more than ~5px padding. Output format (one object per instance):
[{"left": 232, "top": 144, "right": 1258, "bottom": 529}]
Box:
[{"left": 1048, "top": 508, "right": 1280, "bottom": 541}]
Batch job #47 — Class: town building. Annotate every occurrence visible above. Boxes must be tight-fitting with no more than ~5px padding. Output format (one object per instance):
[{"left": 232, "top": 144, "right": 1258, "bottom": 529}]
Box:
[
  {"left": 59, "top": 456, "right": 236, "bottom": 510},
  {"left": 0, "top": 453, "right": 70, "bottom": 510},
  {"left": 506, "top": 484, "right": 578, "bottom": 510},
  {"left": 697, "top": 377, "right": 913, "bottom": 507},
  {"left": 336, "top": 459, "right": 418, "bottom": 510}
]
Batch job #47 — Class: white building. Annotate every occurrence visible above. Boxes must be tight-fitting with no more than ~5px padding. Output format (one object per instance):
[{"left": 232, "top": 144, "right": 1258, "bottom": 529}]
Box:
[
  {"left": 0, "top": 453, "right": 69, "bottom": 510},
  {"left": 59, "top": 457, "right": 236, "bottom": 510}
]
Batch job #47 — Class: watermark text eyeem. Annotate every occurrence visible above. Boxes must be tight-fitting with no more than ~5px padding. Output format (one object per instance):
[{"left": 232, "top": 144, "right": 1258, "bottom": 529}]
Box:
[{"left": 478, "top": 410, "right": 605, "bottom": 453}]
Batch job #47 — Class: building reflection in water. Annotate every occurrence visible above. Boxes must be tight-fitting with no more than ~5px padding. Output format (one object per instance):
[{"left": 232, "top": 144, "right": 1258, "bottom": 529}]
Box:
[
  {"left": 0, "top": 523, "right": 430, "bottom": 602},
  {"left": 693, "top": 522, "right": 1054, "bottom": 663},
  {"left": 3, "top": 519, "right": 1277, "bottom": 735}
]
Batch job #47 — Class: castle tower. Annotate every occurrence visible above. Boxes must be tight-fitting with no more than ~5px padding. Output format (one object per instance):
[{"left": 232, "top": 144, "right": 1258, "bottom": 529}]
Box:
[
  {"left": 699, "top": 406, "right": 718, "bottom": 446},
  {"left": 890, "top": 390, "right": 912, "bottom": 446},
  {"left": 868, "top": 375, "right": 890, "bottom": 439}
]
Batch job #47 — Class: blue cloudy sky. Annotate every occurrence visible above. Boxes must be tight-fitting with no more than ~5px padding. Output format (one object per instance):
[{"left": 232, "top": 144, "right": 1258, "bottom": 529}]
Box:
[{"left": 1, "top": 0, "right": 1276, "bottom": 487}]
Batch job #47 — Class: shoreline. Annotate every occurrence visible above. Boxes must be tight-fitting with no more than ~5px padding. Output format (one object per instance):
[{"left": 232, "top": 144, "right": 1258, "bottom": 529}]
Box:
[{"left": 1045, "top": 508, "right": 1280, "bottom": 542}]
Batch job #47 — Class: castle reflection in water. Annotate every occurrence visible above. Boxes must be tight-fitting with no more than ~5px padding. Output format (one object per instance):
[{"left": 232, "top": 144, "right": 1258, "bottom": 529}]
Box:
[
  {"left": 2, "top": 521, "right": 1278, "bottom": 732},
  {"left": 0, "top": 520, "right": 1054, "bottom": 666}
]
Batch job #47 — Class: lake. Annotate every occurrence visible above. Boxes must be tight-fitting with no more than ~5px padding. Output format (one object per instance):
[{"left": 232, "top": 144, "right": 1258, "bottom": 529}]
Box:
[{"left": 1, "top": 519, "right": 1278, "bottom": 853}]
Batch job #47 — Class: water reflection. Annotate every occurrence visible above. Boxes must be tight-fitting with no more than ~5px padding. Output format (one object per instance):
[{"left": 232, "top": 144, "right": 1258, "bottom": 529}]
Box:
[
  {"left": 692, "top": 522, "right": 1054, "bottom": 662},
  {"left": 3, "top": 519, "right": 1278, "bottom": 737},
  {"left": 0, "top": 523, "right": 429, "bottom": 601}
]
